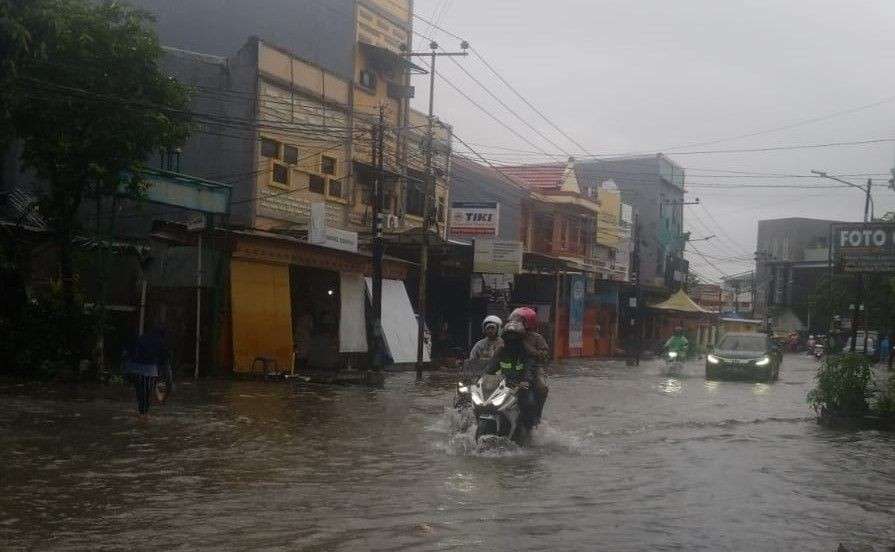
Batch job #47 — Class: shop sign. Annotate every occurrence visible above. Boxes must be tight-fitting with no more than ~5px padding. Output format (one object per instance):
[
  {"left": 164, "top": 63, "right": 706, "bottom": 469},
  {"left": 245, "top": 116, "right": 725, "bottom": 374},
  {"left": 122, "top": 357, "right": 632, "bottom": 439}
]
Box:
[
  {"left": 449, "top": 202, "right": 499, "bottom": 239},
  {"left": 831, "top": 223, "right": 895, "bottom": 273},
  {"left": 473, "top": 240, "right": 523, "bottom": 274},
  {"left": 310, "top": 202, "right": 358, "bottom": 253},
  {"left": 568, "top": 274, "right": 586, "bottom": 350}
]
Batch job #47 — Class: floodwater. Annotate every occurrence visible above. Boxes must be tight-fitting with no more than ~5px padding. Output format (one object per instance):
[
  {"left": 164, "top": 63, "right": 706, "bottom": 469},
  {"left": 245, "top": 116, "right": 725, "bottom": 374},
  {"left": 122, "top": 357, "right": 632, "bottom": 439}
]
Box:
[{"left": 1, "top": 356, "right": 893, "bottom": 551}]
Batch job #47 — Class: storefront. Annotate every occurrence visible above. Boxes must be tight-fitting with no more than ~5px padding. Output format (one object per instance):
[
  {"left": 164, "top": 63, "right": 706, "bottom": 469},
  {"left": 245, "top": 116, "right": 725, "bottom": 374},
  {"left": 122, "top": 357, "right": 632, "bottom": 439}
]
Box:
[
  {"left": 227, "top": 230, "right": 410, "bottom": 374},
  {"left": 648, "top": 290, "right": 719, "bottom": 354}
]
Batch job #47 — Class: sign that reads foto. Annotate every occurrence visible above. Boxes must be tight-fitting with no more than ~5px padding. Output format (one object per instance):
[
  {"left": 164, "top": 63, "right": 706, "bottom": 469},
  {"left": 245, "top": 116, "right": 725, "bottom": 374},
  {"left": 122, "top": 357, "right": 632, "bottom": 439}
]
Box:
[
  {"left": 449, "top": 202, "right": 499, "bottom": 239},
  {"left": 831, "top": 223, "right": 895, "bottom": 273}
]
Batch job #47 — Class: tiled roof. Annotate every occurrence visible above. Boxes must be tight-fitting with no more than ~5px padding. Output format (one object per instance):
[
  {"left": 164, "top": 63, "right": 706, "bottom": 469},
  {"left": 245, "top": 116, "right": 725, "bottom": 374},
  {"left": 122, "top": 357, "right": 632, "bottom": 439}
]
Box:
[{"left": 496, "top": 163, "right": 567, "bottom": 191}]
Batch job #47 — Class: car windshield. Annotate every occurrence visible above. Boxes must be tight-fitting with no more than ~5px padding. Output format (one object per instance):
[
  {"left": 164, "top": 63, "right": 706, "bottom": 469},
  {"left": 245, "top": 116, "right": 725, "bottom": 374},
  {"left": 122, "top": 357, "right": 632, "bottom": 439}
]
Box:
[{"left": 718, "top": 335, "right": 766, "bottom": 351}]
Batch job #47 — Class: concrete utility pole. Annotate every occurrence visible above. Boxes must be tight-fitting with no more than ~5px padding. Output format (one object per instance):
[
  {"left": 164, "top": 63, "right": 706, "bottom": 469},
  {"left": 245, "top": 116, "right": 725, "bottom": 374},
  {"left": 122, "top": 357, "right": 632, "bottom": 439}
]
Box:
[
  {"left": 630, "top": 215, "right": 642, "bottom": 366},
  {"left": 402, "top": 41, "right": 468, "bottom": 380},
  {"left": 370, "top": 107, "right": 386, "bottom": 370},
  {"left": 812, "top": 171, "right": 874, "bottom": 352}
]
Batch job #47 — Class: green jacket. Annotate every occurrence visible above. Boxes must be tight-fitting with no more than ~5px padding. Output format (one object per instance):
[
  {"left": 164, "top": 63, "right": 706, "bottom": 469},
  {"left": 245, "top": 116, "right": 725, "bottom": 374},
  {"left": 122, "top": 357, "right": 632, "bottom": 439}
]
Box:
[{"left": 664, "top": 335, "right": 689, "bottom": 353}]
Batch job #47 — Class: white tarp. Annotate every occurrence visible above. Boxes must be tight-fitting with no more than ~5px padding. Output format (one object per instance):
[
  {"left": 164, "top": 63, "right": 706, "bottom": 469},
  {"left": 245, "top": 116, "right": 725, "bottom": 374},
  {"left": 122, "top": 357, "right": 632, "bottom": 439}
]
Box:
[
  {"left": 365, "top": 278, "right": 430, "bottom": 364},
  {"left": 340, "top": 273, "right": 368, "bottom": 353}
]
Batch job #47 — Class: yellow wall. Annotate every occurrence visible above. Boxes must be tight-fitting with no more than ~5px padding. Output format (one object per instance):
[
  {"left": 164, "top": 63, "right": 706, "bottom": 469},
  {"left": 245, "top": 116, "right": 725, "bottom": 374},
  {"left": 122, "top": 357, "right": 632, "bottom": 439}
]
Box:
[
  {"left": 230, "top": 259, "right": 293, "bottom": 373},
  {"left": 597, "top": 188, "right": 621, "bottom": 248}
]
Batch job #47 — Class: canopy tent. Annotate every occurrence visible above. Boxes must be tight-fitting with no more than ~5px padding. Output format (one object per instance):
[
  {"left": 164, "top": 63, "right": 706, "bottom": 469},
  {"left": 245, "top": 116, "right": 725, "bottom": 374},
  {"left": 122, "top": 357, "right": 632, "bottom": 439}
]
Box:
[{"left": 649, "top": 290, "right": 715, "bottom": 314}]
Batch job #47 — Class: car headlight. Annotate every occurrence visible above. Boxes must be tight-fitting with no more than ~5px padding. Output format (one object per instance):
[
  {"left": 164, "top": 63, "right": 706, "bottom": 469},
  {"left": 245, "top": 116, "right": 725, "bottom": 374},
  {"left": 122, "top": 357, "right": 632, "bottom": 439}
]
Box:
[
  {"left": 668, "top": 351, "right": 678, "bottom": 359},
  {"left": 706, "top": 354, "right": 720, "bottom": 364},
  {"left": 755, "top": 357, "right": 771, "bottom": 367}
]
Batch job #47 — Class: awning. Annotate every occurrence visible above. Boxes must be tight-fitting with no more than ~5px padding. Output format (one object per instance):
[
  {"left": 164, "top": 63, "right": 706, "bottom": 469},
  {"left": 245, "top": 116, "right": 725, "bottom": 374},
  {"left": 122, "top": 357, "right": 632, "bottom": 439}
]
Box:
[
  {"left": 365, "top": 278, "right": 429, "bottom": 364},
  {"left": 649, "top": 289, "right": 714, "bottom": 314},
  {"left": 359, "top": 42, "right": 426, "bottom": 74}
]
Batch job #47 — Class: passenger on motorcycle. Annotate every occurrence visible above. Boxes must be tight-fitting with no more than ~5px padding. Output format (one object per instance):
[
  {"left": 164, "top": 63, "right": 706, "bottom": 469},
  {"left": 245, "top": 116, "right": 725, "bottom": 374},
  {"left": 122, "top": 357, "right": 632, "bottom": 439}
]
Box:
[
  {"left": 664, "top": 327, "right": 690, "bottom": 360},
  {"left": 486, "top": 319, "right": 540, "bottom": 428},
  {"left": 507, "top": 307, "right": 549, "bottom": 420},
  {"left": 469, "top": 315, "right": 504, "bottom": 361}
]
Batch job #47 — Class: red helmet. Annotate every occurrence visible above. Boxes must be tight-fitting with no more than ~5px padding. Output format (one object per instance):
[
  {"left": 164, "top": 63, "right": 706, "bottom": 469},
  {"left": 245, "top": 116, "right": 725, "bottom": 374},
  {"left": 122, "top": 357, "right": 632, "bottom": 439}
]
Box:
[{"left": 509, "top": 307, "right": 538, "bottom": 331}]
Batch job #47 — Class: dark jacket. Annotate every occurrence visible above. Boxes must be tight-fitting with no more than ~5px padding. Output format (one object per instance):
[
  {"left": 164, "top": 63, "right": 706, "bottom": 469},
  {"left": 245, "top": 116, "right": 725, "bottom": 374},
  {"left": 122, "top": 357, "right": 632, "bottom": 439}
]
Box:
[{"left": 485, "top": 343, "right": 537, "bottom": 384}]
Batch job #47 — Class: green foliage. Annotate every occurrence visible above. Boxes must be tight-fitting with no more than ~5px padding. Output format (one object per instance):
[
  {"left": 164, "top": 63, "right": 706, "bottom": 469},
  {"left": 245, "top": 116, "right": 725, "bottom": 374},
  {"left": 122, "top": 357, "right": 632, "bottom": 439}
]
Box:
[
  {"left": 874, "top": 374, "right": 895, "bottom": 415},
  {"left": 0, "top": 286, "right": 96, "bottom": 378},
  {"left": 2, "top": 0, "right": 191, "bottom": 371},
  {"left": 807, "top": 353, "right": 874, "bottom": 415}
]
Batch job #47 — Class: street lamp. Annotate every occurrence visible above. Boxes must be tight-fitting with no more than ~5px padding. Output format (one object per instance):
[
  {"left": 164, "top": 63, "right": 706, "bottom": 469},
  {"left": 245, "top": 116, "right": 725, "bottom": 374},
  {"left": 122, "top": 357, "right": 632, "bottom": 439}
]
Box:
[{"left": 810, "top": 170, "right": 874, "bottom": 222}]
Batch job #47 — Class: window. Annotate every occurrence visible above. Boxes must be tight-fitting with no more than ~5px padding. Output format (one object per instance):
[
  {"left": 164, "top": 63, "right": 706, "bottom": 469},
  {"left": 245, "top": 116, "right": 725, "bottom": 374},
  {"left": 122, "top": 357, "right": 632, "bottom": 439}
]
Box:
[
  {"left": 328, "top": 178, "right": 343, "bottom": 199},
  {"left": 359, "top": 69, "right": 377, "bottom": 90},
  {"left": 405, "top": 183, "right": 424, "bottom": 217},
  {"left": 321, "top": 156, "right": 337, "bottom": 176},
  {"left": 309, "top": 174, "right": 326, "bottom": 194},
  {"left": 283, "top": 145, "right": 299, "bottom": 164},
  {"left": 272, "top": 163, "right": 289, "bottom": 186},
  {"left": 261, "top": 138, "right": 279, "bottom": 159}
]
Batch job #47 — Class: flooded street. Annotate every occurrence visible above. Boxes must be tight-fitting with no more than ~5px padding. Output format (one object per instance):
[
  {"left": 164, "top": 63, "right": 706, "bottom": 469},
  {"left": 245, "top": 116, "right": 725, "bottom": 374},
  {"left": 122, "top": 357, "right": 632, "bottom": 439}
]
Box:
[{"left": 1, "top": 355, "right": 893, "bottom": 551}]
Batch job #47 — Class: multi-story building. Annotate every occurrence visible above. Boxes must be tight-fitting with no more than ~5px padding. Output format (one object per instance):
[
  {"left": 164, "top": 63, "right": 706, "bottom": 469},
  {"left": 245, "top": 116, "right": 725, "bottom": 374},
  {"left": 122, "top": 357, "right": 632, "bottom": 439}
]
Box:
[
  {"left": 754, "top": 217, "right": 844, "bottom": 332},
  {"left": 721, "top": 271, "right": 755, "bottom": 315},
  {"left": 692, "top": 283, "right": 724, "bottom": 312},
  {"left": 576, "top": 154, "right": 687, "bottom": 292}
]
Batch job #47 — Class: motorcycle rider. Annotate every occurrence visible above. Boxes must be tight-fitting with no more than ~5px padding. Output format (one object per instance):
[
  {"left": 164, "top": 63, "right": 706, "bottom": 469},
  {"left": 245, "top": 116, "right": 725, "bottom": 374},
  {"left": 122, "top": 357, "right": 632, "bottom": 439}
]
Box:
[
  {"left": 486, "top": 318, "right": 539, "bottom": 428},
  {"left": 469, "top": 315, "right": 504, "bottom": 361},
  {"left": 664, "top": 326, "right": 690, "bottom": 359}
]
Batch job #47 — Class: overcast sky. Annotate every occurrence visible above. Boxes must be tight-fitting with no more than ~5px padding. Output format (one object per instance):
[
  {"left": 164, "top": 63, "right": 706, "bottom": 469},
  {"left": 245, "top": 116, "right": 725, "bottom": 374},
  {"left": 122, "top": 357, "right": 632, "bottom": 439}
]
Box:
[{"left": 409, "top": 0, "right": 895, "bottom": 281}]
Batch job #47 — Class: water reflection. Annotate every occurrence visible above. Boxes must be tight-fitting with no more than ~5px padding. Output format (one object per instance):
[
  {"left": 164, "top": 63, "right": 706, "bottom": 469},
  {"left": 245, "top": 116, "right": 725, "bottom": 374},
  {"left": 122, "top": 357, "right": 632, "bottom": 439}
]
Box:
[{"left": 0, "top": 356, "right": 893, "bottom": 551}]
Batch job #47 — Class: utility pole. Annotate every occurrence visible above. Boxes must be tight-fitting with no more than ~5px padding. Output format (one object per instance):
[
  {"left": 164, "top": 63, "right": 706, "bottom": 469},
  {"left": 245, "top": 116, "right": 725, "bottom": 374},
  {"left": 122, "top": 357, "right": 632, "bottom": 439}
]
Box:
[
  {"left": 630, "top": 215, "right": 642, "bottom": 366},
  {"left": 370, "top": 107, "right": 386, "bottom": 369},
  {"left": 403, "top": 41, "right": 468, "bottom": 380}
]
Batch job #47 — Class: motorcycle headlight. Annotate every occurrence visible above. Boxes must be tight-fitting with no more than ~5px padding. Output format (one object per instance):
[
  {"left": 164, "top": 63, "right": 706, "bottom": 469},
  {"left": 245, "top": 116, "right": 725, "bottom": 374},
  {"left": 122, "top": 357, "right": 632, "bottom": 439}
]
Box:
[
  {"left": 706, "top": 354, "right": 720, "bottom": 364},
  {"left": 457, "top": 382, "right": 469, "bottom": 394},
  {"left": 755, "top": 357, "right": 771, "bottom": 367},
  {"left": 470, "top": 387, "right": 484, "bottom": 405},
  {"left": 668, "top": 351, "right": 678, "bottom": 359},
  {"left": 491, "top": 390, "right": 508, "bottom": 407}
]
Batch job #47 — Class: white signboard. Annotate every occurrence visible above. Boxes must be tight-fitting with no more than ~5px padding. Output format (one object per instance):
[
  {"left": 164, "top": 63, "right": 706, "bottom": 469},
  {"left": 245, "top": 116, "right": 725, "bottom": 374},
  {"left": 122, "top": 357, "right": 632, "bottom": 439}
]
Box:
[
  {"left": 309, "top": 202, "right": 358, "bottom": 253},
  {"left": 449, "top": 202, "right": 499, "bottom": 239},
  {"left": 474, "top": 240, "right": 523, "bottom": 274}
]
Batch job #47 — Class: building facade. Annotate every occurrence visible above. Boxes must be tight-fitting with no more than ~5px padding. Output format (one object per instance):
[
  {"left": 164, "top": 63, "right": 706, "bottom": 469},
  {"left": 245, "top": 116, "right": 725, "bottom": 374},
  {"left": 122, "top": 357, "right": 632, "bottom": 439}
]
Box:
[
  {"left": 754, "top": 217, "right": 844, "bottom": 332},
  {"left": 576, "top": 154, "right": 687, "bottom": 291}
]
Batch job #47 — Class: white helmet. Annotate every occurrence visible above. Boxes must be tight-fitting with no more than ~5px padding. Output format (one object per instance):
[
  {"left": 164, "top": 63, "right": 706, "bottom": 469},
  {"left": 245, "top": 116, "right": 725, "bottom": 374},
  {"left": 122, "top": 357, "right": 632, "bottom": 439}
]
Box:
[{"left": 482, "top": 315, "right": 502, "bottom": 332}]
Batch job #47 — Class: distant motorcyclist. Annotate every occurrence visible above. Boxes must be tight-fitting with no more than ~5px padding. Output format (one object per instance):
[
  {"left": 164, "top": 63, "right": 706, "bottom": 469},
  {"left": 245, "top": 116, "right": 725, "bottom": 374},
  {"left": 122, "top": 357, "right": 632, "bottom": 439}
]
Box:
[
  {"left": 486, "top": 319, "right": 539, "bottom": 428},
  {"left": 664, "top": 326, "right": 690, "bottom": 359},
  {"left": 469, "top": 315, "right": 504, "bottom": 361}
]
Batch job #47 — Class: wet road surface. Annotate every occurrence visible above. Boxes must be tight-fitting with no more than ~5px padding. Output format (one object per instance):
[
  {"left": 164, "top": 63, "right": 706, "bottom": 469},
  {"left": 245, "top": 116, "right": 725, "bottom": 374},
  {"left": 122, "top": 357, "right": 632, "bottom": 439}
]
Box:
[{"left": 1, "top": 355, "right": 893, "bottom": 551}]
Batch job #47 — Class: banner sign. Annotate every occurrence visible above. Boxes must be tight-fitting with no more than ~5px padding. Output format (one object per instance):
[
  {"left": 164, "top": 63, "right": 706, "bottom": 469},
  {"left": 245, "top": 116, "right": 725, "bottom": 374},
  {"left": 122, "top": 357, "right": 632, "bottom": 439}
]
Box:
[
  {"left": 309, "top": 202, "right": 358, "bottom": 253},
  {"left": 568, "top": 275, "right": 586, "bottom": 350},
  {"left": 473, "top": 240, "right": 523, "bottom": 274},
  {"left": 831, "top": 223, "right": 895, "bottom": 273},
  {"left": 449, "top": 202, "right": 499, "bottom": 239}
]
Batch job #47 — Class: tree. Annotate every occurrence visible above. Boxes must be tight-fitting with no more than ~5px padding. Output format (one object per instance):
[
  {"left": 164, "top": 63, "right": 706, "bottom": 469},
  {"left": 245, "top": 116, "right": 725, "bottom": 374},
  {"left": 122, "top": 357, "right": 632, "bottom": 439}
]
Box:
[{"left": 4, "top": 0, "right": 191, "bottom": 371}]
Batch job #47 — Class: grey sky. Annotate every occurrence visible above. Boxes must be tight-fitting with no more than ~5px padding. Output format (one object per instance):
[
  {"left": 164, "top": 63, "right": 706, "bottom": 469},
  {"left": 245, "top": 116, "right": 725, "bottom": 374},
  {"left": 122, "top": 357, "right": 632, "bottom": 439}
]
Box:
[{"left": 410, "top": 0, "right": 895, "bottom": 281}]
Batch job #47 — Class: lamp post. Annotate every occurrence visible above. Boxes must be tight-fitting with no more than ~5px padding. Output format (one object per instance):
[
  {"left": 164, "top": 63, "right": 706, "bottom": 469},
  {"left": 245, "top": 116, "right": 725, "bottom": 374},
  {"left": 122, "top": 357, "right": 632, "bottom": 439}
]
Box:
[{"left": 811, "top": 171, "right": 874, "bottom": 352}]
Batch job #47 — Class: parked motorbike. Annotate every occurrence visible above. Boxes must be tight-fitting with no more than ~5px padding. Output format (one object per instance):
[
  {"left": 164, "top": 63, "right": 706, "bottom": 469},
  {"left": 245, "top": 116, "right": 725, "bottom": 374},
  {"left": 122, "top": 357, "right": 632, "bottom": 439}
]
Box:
[{"left": 466, "top": 374, "right": 532, "bottom": 445}]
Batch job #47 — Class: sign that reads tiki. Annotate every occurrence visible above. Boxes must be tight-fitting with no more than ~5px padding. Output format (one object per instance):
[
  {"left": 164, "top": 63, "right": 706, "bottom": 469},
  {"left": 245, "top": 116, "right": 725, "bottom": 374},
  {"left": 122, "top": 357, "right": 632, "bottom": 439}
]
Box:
[{"left": 831, "top": 223, "right": 895, "bottom": 273}]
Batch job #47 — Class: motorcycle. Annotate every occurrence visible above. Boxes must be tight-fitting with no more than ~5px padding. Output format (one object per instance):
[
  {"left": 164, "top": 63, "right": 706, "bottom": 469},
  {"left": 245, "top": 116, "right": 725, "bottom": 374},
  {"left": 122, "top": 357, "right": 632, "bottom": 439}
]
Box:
[
  {"left": 464, "top": 374, "right": 531, "bottom": 445},
  {"left": 813, "top": 344, "right": 824, "bottom": 361},
  {"left": 664, "top": 349, "right": 686, "bottom": 373}
]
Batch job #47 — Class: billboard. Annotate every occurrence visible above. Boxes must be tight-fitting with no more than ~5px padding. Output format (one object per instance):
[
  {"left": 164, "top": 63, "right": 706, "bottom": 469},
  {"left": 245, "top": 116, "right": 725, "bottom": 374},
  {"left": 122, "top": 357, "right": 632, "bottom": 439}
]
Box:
[
  {"left": 473, "top": 240, "right": 523, "bottom": 274},
  {"left": 831, "top": 223, "right": 895, "bottom": 273},
  {"left": 449, "top": 202, "right": 499, "bottom": 239}
]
